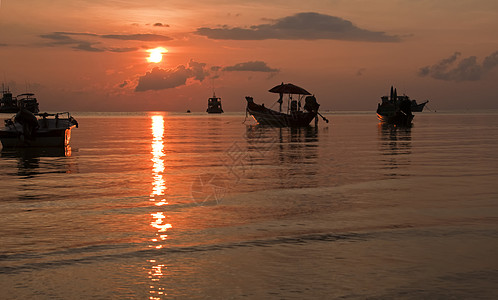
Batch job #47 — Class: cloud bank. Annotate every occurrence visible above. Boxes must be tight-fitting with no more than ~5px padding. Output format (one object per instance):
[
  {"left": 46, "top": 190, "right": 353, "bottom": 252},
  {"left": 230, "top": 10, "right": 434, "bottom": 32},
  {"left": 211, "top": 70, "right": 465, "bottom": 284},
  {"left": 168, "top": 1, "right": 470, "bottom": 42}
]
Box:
[
  {"left": 419, "top": 51, "right": 498, "bottom": 81},
  {"left": 196, "top": 12, "right": 400, "bottom": 42},
  {"left": 134, "top": 60, "right": 279, "bottom": 91},
  {"left": 135, "top": 60, "right": 209, "bottom": 92},
  {"left": 222, "top": 61, "right": 279, "bottom": 72},
  {"left": 101, "top": 33, "right": 172, "bottom": 41},
  {"left": 40, "top": 32, "right": 172, "bottom": 52}
]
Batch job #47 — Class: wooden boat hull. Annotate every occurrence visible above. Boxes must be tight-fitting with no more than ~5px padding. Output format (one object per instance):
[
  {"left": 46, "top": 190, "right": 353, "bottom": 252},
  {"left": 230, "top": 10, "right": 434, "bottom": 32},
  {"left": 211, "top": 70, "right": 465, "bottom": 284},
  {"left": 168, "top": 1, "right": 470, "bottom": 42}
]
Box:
[
  {"left": 377, "top": 92, "right": 414, "bottom": 126},
  {"left": 410, "top": 105, "right": 423, "bottom": 112},
  {"left": 0, "top": 107, "right": 20, "bottom": 114},
  {"left": 376, "top": 112, "right": 413, "bottom": 126},
  {"left": 245, "top": 83, "right": 322, "bottom": 127},
  {"left": 206, "top": 109, "right": 223, "bottom": 114},
  {"left": 411, "top": 101, "right": 428, "bottom": 112},
  {"left": 247, "top": 106, "right": 316, "bottom": 127}
]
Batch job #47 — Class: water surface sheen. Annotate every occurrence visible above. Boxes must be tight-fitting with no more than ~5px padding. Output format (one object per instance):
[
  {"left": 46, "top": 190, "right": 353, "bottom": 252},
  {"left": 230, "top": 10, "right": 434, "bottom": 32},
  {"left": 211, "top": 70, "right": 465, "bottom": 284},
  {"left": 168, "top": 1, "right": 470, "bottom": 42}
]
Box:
[{"left": 0, "top": 112, "right": 497, "bottom": 299}]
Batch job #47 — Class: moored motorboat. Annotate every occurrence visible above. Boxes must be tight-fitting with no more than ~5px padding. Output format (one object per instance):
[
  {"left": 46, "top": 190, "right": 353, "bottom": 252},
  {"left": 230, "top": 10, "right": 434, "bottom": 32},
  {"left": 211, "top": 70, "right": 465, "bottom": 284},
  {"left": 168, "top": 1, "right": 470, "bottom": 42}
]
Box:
[
  {"left": 0, "top": 87, "right": 40, "bottom": 114},
  {"left": 0, "top": 110, "right": 78, "bottom": 147},
  {"left": 376, "top": 86, "right": 414, "bottom": 126},
  {"left": 206, "top": 92, "right": 224, "bottom": 113},
  {"left": 16, "top": 93, "right": 40, "bottom": 114},
  {"left": 245, "top": 82, "right": 328, "bottom": 127}
]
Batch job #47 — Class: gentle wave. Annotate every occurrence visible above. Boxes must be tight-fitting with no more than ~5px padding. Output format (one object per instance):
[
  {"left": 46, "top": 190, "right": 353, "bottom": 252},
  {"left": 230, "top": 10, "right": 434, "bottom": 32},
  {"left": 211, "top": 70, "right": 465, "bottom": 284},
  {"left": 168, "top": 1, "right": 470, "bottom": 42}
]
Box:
[
  {"left": 4, "top": 225, "right": 496, "bottom": 275},
  {"left": 0, "top": 231, "right": 368, "bottom": 274}
]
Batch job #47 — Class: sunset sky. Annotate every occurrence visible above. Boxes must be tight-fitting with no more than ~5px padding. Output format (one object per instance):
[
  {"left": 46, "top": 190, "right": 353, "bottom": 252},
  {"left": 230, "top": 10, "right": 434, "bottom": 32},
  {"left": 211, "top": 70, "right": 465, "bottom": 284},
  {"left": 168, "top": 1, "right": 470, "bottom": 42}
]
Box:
[{"left": 1, "top": 0, "right": 497, "bottom": 112}]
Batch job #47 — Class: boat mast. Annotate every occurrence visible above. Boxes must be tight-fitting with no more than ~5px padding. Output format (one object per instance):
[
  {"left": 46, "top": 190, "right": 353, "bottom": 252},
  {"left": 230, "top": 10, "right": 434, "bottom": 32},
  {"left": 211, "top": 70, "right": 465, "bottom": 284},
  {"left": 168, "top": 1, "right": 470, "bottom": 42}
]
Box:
[
  {"left": 211, "top": 77, "right": 217, "bottom": 99},
  {"left": 393, "top": 88, "right": 398, "bottom": 109}
]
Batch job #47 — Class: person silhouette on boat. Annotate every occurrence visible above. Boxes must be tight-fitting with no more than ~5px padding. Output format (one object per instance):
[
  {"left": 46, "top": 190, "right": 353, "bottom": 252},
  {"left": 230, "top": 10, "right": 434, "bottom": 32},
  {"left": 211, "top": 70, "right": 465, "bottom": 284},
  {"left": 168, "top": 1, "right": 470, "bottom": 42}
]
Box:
[
  {"left": 14, "top": 108, "right": 39, "bottom": 140},
  {"left": 277, "top": 92, "right": 283, "bottom": 112}
]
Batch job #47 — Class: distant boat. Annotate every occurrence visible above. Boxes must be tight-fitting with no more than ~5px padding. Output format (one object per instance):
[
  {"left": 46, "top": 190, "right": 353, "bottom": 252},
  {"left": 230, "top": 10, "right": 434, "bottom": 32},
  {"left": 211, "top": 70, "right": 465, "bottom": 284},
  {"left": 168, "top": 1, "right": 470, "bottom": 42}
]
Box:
[
  {"left": 186, "top": 109, "right": 191, "bottom": 113},
  {"left": 206, "top": 92, "right": 223, "bottom": 114},
  {"left": 0, "top": 110, "right": 78, "bottom": 147},
  {"left": 376, "top": 86, "right": 414, "bottom": 126},
  {"left": 245, "top": 82, "right": 328, "bottom": 127},
  {"left": 0, "top": 87, "right": 40, "bottom": 114}
]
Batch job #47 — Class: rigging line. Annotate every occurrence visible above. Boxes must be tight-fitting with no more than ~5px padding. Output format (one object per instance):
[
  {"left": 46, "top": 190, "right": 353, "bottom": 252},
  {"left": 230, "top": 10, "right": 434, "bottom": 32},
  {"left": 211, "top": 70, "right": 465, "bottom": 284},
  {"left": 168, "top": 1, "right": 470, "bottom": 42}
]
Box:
[{"left": 269, "top": 100, "right": 279, "bottom": 109}]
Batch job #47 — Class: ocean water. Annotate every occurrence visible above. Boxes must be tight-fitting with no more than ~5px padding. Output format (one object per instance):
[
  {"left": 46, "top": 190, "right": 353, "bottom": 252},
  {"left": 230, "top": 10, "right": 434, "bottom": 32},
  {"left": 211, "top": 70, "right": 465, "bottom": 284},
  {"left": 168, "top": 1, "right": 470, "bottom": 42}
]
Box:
[{"left": 0, "top": 111, "right": 497, "bottom": 299}]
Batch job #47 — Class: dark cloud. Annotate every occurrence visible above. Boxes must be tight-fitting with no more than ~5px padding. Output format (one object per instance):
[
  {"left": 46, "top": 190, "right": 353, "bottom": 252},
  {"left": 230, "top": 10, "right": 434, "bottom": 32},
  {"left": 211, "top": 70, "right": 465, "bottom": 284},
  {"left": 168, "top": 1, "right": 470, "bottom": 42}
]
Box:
[
  {"left": 119, "top": 81, "right": 129, "bottom": 88},
  {"left": 153, "top": 23, "right": 170, "bottom": 27},
  {"left": 356, "top": 68, "right": 366, "bottom": 76},
  {"left": 56, "top": 32, "right": 97, "bottom": 37},
  {"left": 108, "top": 47, "right": 139, "bottom": 53},
  {"left": 135, "top": 60, "right": 209, "bottom": 92},
  {"left": 222, "top": 61, "right": 279, "bottom": 72},
  {"left": 418, "top": 52, "right": 460, "bottom": 77},
  {"left": 39, "top": 32, "right": 172, "bottom": 52},
  {"left": 419, "top": 51, "right": 498, "bottom": 81},
  {"left": 101, "top": 33, "right": 172, "bottom": 41},
  {"left": 482, "top": 51, "right": 498, "bottom": 71},
  {"left": 40, "top": 32, "right": 80, "bottom": 45},
  {"left": 73, "top": 42, "right": 104, "bottom": 52},
  {"left": 40, "top": 33, "right": 104, "bottom": 51},
  {"left": 210, "top": 66, "right": 222, "bottom": 79},
  {"left": 136, "top": 66, "right": 190, "bottom": 91},
  {"left": 188, "top": 60, "right": 208, "bottom": 81},
  {"left": 196, "top": 12, "right": 400, "bottom": 42},
  {"left": 50, "top": 31, "right": 172, "bottom": 42},
  {"left": 0, "top": 43, "right": 9, "bottom": 47},
  {"left": 40, "top": 32, "right": 104, "bottom": 51}
]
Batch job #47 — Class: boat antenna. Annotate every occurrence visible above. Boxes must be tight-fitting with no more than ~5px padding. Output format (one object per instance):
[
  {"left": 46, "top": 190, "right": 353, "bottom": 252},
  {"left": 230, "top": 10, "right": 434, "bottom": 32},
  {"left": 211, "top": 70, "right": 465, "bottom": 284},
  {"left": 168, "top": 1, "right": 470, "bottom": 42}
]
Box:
[
  {"left": 211, "top": 77, "right": 216, "bottom": 97},
  {"left": 2, "top": 73, "right": 8, "bottom": 93}
]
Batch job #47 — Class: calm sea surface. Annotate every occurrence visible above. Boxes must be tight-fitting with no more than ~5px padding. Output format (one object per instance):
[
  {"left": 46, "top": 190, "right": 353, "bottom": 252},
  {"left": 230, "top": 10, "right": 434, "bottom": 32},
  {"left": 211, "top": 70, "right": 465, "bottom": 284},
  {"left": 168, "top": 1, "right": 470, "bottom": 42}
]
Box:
[{"left": 0, "top": 111, "right": 497, "bottom": 299}]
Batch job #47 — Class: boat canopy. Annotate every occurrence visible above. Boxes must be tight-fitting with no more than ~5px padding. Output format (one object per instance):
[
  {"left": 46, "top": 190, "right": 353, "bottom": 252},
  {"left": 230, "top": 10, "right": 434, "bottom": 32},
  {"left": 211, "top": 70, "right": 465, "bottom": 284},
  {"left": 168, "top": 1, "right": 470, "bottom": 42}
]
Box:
[{"left": 269, "top": 83, "right": 311, "bottom": 95}]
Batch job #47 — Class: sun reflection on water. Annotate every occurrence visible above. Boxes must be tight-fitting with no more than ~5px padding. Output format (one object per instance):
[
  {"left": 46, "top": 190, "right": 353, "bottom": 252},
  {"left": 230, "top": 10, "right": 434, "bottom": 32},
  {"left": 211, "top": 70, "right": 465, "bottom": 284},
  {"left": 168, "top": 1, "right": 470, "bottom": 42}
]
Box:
[
  {"left": 150, "top": 115, "right": 170, "bottom": 225},
  {"left": 148, "top": 114, "right": 171, "bottom": 299}
]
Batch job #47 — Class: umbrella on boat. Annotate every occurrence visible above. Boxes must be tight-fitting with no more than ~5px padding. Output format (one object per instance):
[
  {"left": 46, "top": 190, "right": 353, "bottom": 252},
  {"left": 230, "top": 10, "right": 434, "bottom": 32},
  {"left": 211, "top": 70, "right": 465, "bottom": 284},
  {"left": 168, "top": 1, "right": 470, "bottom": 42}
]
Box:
[{"left": 268, "top": 83, "right": 311, "bottom": 95}]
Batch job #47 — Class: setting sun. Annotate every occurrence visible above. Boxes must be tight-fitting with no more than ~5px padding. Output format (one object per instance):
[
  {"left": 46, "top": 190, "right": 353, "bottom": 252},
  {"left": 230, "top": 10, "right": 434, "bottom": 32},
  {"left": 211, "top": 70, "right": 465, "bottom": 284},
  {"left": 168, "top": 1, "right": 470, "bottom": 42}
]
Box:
[{"left": 146, "top": 47, "right": 168, "bottom": 63}]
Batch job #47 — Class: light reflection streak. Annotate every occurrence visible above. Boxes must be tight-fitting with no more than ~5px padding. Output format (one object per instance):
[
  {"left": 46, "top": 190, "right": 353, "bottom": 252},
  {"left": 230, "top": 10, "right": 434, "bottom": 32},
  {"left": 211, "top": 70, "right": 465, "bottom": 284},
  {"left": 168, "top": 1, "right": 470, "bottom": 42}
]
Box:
[{"left": 148, "top": 114, "right": 171, "bottom": 299}]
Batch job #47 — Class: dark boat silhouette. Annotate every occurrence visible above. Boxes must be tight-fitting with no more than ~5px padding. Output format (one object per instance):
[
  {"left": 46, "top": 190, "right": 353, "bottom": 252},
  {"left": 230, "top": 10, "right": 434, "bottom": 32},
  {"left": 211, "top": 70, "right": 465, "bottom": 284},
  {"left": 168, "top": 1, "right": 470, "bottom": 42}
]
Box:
[
  {"left": 0, "top": 86, "right": 40, "bottom": 114},
  {"left": 206, "top": 92, "right": 224, "bottom": 114},
  {"left": 245, "top": 83, "right": 328, "bottom": 127},
  {"left": 0, "top": 111, "right": 78, "bottom": 147},
  {"left": 376, "top": 86, "right": 414, "bottom": 126}
]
